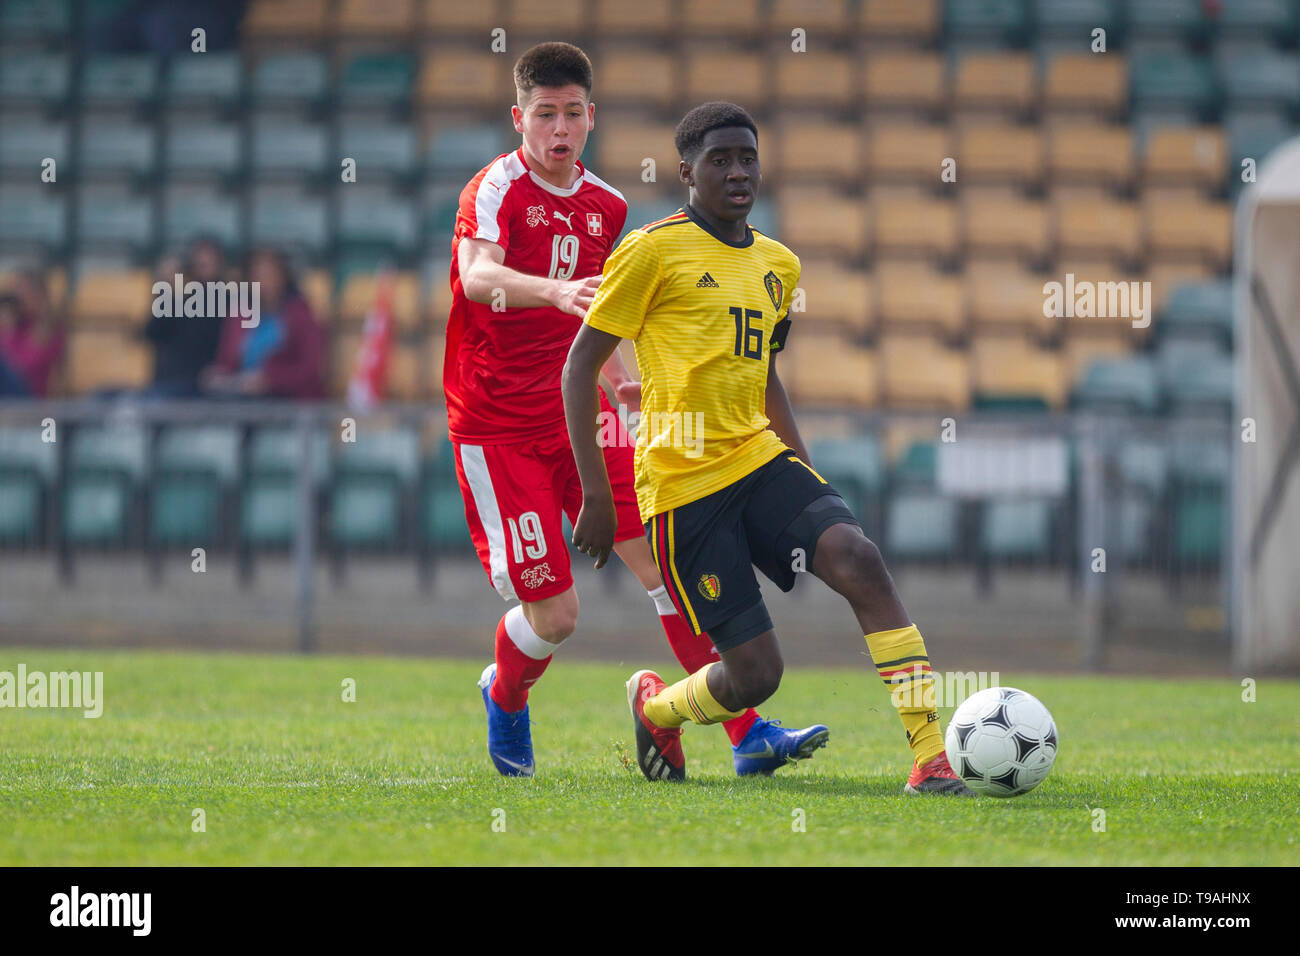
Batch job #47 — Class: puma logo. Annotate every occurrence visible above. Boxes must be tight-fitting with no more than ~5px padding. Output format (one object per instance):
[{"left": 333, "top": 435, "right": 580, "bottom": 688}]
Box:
[{"left": 553, "top": 211, "right": 574, "bottom": 229}]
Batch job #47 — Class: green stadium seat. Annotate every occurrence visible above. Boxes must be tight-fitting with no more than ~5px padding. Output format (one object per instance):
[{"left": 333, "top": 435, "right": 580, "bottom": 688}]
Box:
[
  {"left": 1072, "top": 358, "right": 1159, "bottom": 415},
  {"left": 1169, "top": 437, "right": 1230, "bottom": 487},
  {"left": 248, "top": 427, "right": 330, "bottom": 482},
  {"left": 1158, "top": 346, "right": 1234, "bottom": 417},
  {"left": 335, "top": 428, "right": 421, "bottom": 486},
  {"left": 1220, "top": 52, "right": 1300, "bottom": 110},
  {"left": 421, "top": 438, "right": 470, "bottom": 551},
  {"left": 1158, "top": 279, "right": 1232, "bottom": 347},
  {"left": 1174, "top": 491, "right": 1223, "bottom": 562},
  {"left": 251, "top": 52, "right": 329, "bottom": 103},
  {"left": 80, "top": 55, "right": 158, "bottom": 104},
  {"left": 251, "top": 116, "right": 328, "bottom": 177},
  {"left": 0, "top": 427, "right": 58, "bottom": 480},
  {"left": 1, "top": 0, "right": 71, "bottom": 37},
  {"left": 0, "top": 54, "right": 71, "bottom": 104},
  {"left": 338, "top": 187, "right": 420, "bottom": 253},
  {"left": 1130, "top": 53, "right": 1218, "bottom": 117},
  {"left": 1119, "top": 494, "right": 1155, "bottom": 561},
  {"left": 156, "top": 426, "right": 241, "bottom": 485},
  {"left": 422, "top": 184, "right": 462, "bottom": 240},
  {"left": 167, "top": 52, "right": 242, "bottom": 105},
  {"left": 165, "top": 119, "right": 242, "bottom": 177},
  {"left": 151, "top": 472, "right": 220, "bottom": 544},
  {"left": 1118, "top": 439, "right": 1168, "bottom": 498},
  {"left": 886, "top": 491, "right": 958, "bottom": 560},
  {"left": 339, "top": 53, "right": 414, "bottom": 105},
  {"left": 163, "top": 187, "right": 241, "bottom": 249},
  {"left": 425, "top": 125, "right": 508, "bottom": 174},
  {"left": 981, "top": 498, "right": 1052, "bottom": 559},
  {"left": 1034, "top": 0, "right": 1119, "bottom": 38},
  {"left": 809, "top": 436, "right": 884, "bottom": 517},
  {"left": 1217, "top": 0, "right": 1300, "bottom": 39},
  {"left": 1226, "top": 112, "right": 1295, "bottom": 194},
  {"left": 0, "top": 188, "right": 67, "bottom": 247},
  {"left": 0, "top": 471, "right": 42, "bottom": 544},
  {"left": 0, "top": 118, "right": 69, "bottom": 172},
  {"left": 621, "top": 201, "right": 682, "bottom": 241},
  {"left": 62, "top": 471, "right": 130, "bottom": 544},
  {"left": 1128, "top": 0, "right": 1209, "bottom": 42},
  {"left": 330, "top": 474, "right": 401, "bottom": 547},
  {"left": 894, "top": 441, "right": 938, "bottom": 487},
  {"left": 76, "top": 189, "right": 155, "bottom": 247},
  {"left": 249, "top": 188, "right": 327, "bottom": 252},
  {"left": 78, "top": 119, "right": 156, "bottom": 177},
  {"left": 241, "top": 475, "right": 298, "bottom": 546},
  {"left": 340, "top": 122, "right": 417, "bottom": 177},
  {"left": 944, "top": 0, "right": 1030, "bottom": 46},
  {"left": 70, "top": 424, "right": 147, "bottom": 480}
]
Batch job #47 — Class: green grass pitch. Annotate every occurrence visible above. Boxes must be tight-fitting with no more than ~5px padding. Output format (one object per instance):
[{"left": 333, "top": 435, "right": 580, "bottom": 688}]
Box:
[{"left": 1, "top": 649, "right": 1296, "bottom": 865}]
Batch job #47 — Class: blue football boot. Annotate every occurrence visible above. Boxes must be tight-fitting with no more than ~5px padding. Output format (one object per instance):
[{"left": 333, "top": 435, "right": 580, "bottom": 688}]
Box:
[
  {"left": 733, "top": 717, "right": 830, "bottom": 776},
  {"left": 478, "top": 663, "right": 535, "bottom": 777}
]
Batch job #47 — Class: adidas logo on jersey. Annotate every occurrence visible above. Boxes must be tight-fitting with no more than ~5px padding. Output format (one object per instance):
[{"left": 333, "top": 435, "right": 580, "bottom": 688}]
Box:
[{"left": 696, "top": 272, "right": 719, "bottom": 288}]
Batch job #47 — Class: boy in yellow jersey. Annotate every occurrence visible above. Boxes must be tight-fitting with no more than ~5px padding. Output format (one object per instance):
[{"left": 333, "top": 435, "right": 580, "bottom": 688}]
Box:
[{"left": 562, "top": 102, "right": 972, "bottom": 795}]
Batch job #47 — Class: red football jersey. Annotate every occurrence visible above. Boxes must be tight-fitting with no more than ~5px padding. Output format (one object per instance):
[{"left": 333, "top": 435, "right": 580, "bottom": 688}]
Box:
[{"left": 445, "top": 147, "right": 628, "bottom": 444}]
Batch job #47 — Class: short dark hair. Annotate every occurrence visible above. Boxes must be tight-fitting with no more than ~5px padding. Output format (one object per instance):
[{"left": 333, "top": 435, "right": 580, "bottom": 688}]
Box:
[
  {"left": 675, "top": 101, "right": 758, "bottom": 162},
  {"left": 513, "top": 42, "right": 593, "bottom": 102}
]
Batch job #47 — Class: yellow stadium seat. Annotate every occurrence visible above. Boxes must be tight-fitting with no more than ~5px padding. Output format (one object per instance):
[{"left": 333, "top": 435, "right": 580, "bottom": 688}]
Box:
[
  {"left": 875, "top": 263, "right": 965, "bottom": 338},
  {"left": 962, "top": 190, "right": 1049, "bottom": 261},
  {"left": 794, "top": 260, "right": 873, "bottom": 335},
  {"left": 389, "top": 341, "right": 421, "bottom": 400},
  {"left": 1142, "top": 126, "right": 1227, "bottom": 191},
  {"left": 418, "top": 51, "right": 504, "bottom": 108},
  {"left": 774, "top": 119, "right": 863, "bottom": 183},
  {"left": 859, "top": 0, "right": 939, "bottom": 41},
  {"left": 879, "top": 334, "right": 971, "bottom": 409},
  {"left": 865, "top": 122, "right": 951, "bottom": 183},
  {"left": 427, "top": 323, "right": 447, "bottom": 397},
  {"left": 684, "top": 50, "right": 764, "bottom": 104},
  {"left": 593, "top": 117, "right": 678, "bottom": 180},
  {"left": 596, "top": 51, "right": 676, "bottom": 108},
  {"left": 1043, "top": 53, "right": 1127, "bottom": 116},
  {"left": 1143, "top": 195, "right": 1232, "bottom": 269},
  {"left": 966, "top": 262, "right": 1057, "bottom": 339},
  {"left": 972, "top": 335, "right": 1067, "bottom": 408},
  {"left": 504, "top": 0, "right": 584, "bottom": 32},
  {"left": 1047, "top": 121, "right": 1135, "bottom": 187},
  {"left": 952, "top": 52, "right": 1035, "bottom": 114},
  {"left": 864, "top": 52, "right": 945, "bottom": 111},
  {"left": 682, "top": 0, "right": 762, "bottom": 35},
  {"left": 71, "top": 270, "right": 152, "bottom": 325},
  {"left": 65, "top": 332, "right": 151, "bottom": 394},
  {"left": 784, "top": 334, "right": 878, "bottom": 409},
  {"left": 337, "top": 0, "right": 414, "bottom": 34},
  {"left": 770, "top": 0, "right": 851, "bottom": 31},
  {"left": 592, "top": 0, "right": 674, "bottom": 33},
  {"left": 339, "top": 272, "right": 422, "bottom": 330},
  {"left": 871, "top": 193, "right": 959, "bottom": 261},
  {"left": 775, "top": 53, "right": 855, "bottom": 109},
  {"left": 1050, "top": 258, "right": 1149, "bottom": 344},
  {"left": 778, "top": 188, "right": 867, "bottom": 257},
  {"left": 957, "top": 123, "right": 1044, "bottom": 185},
  {"left": 244, "top": 0, "right": 329, "bottom": 37},
  {"left": 1064, "top": 334, "right": 1131, "bottom": 383},
  {"left": 430, "top": 265, "right": 453, "bottom": 323},
  {"left": 1054, "top": 194, "right": 1142, "bottom": 262},
  {"left": 421, "top": 0, "right": 499, "bottom": 33},
  {"left": 1147, "top": 260, "right": 1212, "bottom": 314}
]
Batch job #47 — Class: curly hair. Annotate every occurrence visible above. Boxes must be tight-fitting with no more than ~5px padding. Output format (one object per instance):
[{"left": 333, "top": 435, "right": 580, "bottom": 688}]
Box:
[
  {"left": 513, "top": 42, "right": 593, "bottom": 102},
  {"left": 674, "top": 101, "right": 758, "bottom": 162}
]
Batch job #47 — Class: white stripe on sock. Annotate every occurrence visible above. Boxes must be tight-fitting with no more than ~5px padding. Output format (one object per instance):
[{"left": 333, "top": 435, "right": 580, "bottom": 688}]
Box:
[{"left": 504, "top": 605, "right": 556, "bottom": 661}]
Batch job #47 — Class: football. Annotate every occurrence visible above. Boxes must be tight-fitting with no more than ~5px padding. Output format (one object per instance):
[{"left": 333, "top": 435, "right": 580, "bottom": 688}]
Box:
[{"left": 945, "top": 687, "right": 1058, "bottom": 797}]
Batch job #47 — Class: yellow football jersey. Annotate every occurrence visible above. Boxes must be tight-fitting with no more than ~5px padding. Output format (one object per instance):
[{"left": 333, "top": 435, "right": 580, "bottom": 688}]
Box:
[{"left": 584, "top": 204, "right": 801, "bottom": 522}]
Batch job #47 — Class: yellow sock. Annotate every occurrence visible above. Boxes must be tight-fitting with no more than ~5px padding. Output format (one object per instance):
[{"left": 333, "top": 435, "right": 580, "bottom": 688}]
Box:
[
  {"left": 865, "top": 624, "right": 945, "bottom": 766},
  {"left": 643, "top": 662, "right": 746, "bottom": 729}
]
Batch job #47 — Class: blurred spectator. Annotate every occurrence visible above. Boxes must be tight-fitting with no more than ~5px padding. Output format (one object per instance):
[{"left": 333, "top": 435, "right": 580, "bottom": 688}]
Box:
[
  {"left": 141, "top": 238, "right": 227, "bottom": 398},
  {"left": 0, "top": 295, "right": 32, "bottom": 396},
  {"left": 0, "top": 270, "right": 64, "bottom": 398},
  {"left": 85, "top": 0, "right": 246, "bottom": 55},
  {"left": 200, "top": 248, "right": 325, "bottom": 400}
]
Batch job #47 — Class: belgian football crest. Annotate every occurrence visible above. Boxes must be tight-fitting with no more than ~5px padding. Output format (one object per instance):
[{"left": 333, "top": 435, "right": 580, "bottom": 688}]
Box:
[
  {"left": 763, "top": 270, "right": 783, "bottom": 312},
  {"left": 698, "top": 573, "right": 721, "bottom": 602}
]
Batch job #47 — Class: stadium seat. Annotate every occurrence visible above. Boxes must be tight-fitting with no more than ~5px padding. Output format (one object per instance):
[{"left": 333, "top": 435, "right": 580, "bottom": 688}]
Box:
[
  {"left": 886, "top": 491, "right": 958, "bottom": 560},
  {"left": 338, "top": 271, "right": 421, "bottom": 329},
  {"left": 0, "top": 428, "right": 58, "bottom": 545},
  {"left": 1174, "top": 491, "right": 1223, "bottom": 563},
  {"left": 875, "top": 264, "right": 965, "bottom": 339},
  {"left": 0, "top": 53, "right": 70, "bottom": 105},
  {"left": 165, "top": 118, "right": 242, "bottom": 178},
  {"left": 1071, "top": 356, "right": 1159, "bottom": 414},
  {"left": 863, "top": 52, "right": 945, "bottom": 111},
  {"left": 163, "top": 186, "right": 241, "bottom": 250},
  {"left": 981, "top": 498, "right": 1053, "bottom": 560},
  {"left": 592, "top": 0, "right": 674, "bottom": 33},
  {"left": 1143, "top": 194, "right": 1233, "bottom": 269},
  {"left": 775, "top": 53, "right": 855, "bottom": 109},
  {"left": 1219, "top": 51, "right": 1300, "bottom": 111},
  {"left": 339, "top": 53, "right": 415, "bottom": 105},
  {"left": 684, "top": 50, "right": 764, "bottom": 104},
  {"left": 1157, "top": 279, "right": 1232, "bottom": 347},
  {"left": 784, "top": 334, "right": 878, "bottom": 410},
  {"left": 591, "top": 118, "right": 677, "bottom": 182},
  {"left": 794, "top": 260, "right": 872, "bottom": 335},
  {"left": 241, "top": 474, "right": 298, "bottom": 547},
  {"left": 69, "top": 270, "right": 151, "bottom": 326},
  {"left": 243, "top": 0, "right": 330, "bottom": 37},
  {"left": 156, "top": 426, "right": 242, "bottom": 486},
  {"left": 1052, "top": 194, "right": 1142, "bottom": 262},
  {"left": 860, "top": 0, "right": 939, "bottom": 41},
  {"left": 880, "top": 335, "right": 971, "bottom": 409},
  {"left": 893, "top": 440, "right": 938, "bottom": 486},
  {"left": 1119, "top": 438, "right": 1169, "bottom": 498},
  {"left": 250, "top": 115, "right": 328, "bottom": 177},
  {"left": 1217, "top": 0, "right": 1300, "bottom": 40},
  {"left": 339, "top": 120, "right": 417, "bottom": 178},
  {"left": 62, "top": 423, "right": 147, "bottom": 545},
  {"left": 0, "top": 188, "right": 67, "bottom": 248},
  {"left": 503, "top": 0, "right": 584, "bottom": 31},
  {"left": 772, "top": 120, "right": 862, "bottom": 183},
  {"left": 952, "top": 51, "right": 1035, "bottom": 115},
  {"left": 1128, "top": 0, "right": 1209, "bottom": 42},
  {"left": 418, "top": 51, "right": 503, "bottom": 108},
  {"left": 248, "top": 187, "right": 327, "bottom": 253},
  {"left": 1063, "top": 335, "right": 1130, "bottom": 387},
  {"left": 778, "top": 188, "right": 867, "bottom": 258},
  {"left": 76, "top": 188, "right": 155, "bottom": 249},
  {"left": 1140, "top": 124, "right": 1227, "bottom": 190},
  {"left": 957, "top": 123, "right": 1045, "bottom": 186},
  {"left": 681, "top": 0, "right": 762, "bottom": 35},
  {"left": 962, "top": 191, "right": 1049, "bottom": 263},
  {"left": 330, "top": 473, "right": 403, "bottom": 548},
  {"left": 338, "top": 187, "right": 420, "bottom": 254},
  {"left": 77, "top": 118, "right": 156, "bottom": 178},
  {"left": 1035, "top": 0, "right": 1121, "bottom": 38},
  {"left": 1130, "top": 52, "right": 1218, "bottom": 117},
  {"left": 167, "top": 52, "right": 241, "bottom": 106},
  {"left": 1046, "top": 122, "right": 1134, "bottom": 187},
  {"left": 1, "top": 0, "right": 71, "bottom": 38},
  {"left": 944, "top": 0, "right": 1030, "bottom": 45},
  {"left": 1042, "top": 54, "right": 1127, "bottom": 118},
  {"left": 151, "top": 473, "right": 221, "bottom": 545},
  {"left": 1157, "top": 344, "right": 1234, "bottom": 417},
  {"left": 0, "top": 117, "right": 69, "bottom": 173},
  {"left": 972, "top": 336, "right": 1068, "bottom": 409},
  {"left": 335, "top": 428, "right": 422, "bottom": 488},
  {"left": 425, "top": 324, "right": 446, "bottom": 397},
  {"left": 864, "top": 122, "right": 951, "bottom": 184},
  {"left": 595, "top": 50, "right": 675, "bottom": 108},
  {"left": 80, "top": 55, "right": 158, "bottom": 105},
  {"left": 251, "top": 52, "right": 329, "bottom": 105},
  {"left": 336, "top": 0, "right": 416, "bottom": 34},
  {"left": 808, "top": 435, "right": 885, "bottom": 517},
  {"left": 248, "top": 426, "right": 331, "bottom": 482},
  {"left": 872, "top": 193, "right": 959, "bottom": 261},
  {"left": 966, "top": 262, "right": 1057, "bottom": 339}
]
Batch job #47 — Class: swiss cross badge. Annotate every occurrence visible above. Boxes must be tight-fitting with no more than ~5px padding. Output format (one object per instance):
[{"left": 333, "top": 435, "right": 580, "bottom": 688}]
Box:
[{"left": 586, "top": 213, "right": 602, "bottom": 236}]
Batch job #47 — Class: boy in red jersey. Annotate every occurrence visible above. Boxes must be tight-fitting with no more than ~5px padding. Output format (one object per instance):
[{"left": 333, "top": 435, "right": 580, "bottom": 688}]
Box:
[{"left": 445, "top": 42, "right": 827, "bottom": 779}]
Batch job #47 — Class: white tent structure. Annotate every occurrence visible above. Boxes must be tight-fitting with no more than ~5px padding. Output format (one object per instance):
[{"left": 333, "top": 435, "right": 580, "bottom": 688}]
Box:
[{"left": 1232, "top": 136, "right": 1300, "bottom": 672}]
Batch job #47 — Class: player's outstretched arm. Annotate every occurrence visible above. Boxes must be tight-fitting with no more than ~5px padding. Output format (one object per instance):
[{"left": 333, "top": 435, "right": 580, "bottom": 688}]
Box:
[
  {"left": 458, "top": 237, "right": 601, "bottom": 316},
  {"left": 765, "top": 355, "right": 814, "bottom": 464},
  {"left": 562, "top": 323, "right": 624, "bottom": 569}
]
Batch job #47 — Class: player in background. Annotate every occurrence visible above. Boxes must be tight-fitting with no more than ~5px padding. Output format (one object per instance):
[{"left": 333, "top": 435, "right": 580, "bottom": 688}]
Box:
[
  {"left": 562, "top": 101, "right": 972, "bottom": 795},
  {"left": 446, "top": 44, "right": 828, "bottom": 779}
]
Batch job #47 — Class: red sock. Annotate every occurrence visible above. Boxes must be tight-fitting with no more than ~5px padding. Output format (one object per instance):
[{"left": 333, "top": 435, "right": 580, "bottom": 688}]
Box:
[
  {"left": 489, "top": 610, "right": 552, "bottom": 713},
  {"left": 655, "top": 609, "right": 759, "bottom": 746}
]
